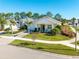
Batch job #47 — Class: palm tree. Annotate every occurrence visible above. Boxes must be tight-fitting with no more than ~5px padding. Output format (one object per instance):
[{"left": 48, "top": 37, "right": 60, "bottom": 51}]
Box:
[{"left": 9, "top": 19, "right": 16, "bottom": 34}]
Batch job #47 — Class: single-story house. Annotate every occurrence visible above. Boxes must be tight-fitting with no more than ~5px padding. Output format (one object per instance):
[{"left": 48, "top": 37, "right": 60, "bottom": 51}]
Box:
[{"left": 28, "top": 16, "right": 61, "bottom": 32}]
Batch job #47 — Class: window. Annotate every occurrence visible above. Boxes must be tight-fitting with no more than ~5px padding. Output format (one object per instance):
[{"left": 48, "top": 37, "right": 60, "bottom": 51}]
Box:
[{"left": 48, "top": 25, "right": 52, "bottom": 29}]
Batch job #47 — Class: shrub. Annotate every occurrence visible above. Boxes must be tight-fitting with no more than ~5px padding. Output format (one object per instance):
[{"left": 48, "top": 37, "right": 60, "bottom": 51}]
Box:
[
  {"left": 47, "top": 25, "right": 61, "bottom": 36},
  {"left": 52, "top": 28, "right": 61, "bottom": 35},
  {"left": 47, "top": 25, "right": 75, "bottom": 37},
  {"left": 61, "top": 25, "right": 76, "bottom": 37},
  {"left": 19, "top": 25, "right": 27, "bottom": 30},
  {"left": 4, "top": 28, "right": 11, "bottom": 33},
  {"left": 55, "top": 25, "right": 61, "bottom": 30}
]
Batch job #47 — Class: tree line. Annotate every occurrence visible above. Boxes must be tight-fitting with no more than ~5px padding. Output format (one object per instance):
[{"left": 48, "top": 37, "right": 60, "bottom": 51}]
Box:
[
  {"left": 0, "top": 11, "right": 77, "bottom": 22},
  {"left": 0, "top": 11, "right": 77, "bottom": 30},
  {"left": 0, "top": 12, "right": 62, "bottom": 20}
]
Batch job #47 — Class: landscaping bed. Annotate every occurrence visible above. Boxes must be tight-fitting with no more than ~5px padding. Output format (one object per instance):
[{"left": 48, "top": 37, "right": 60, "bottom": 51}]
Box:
[
  {"left": 10, "top": 40, "right": 79, "bottom": 56},
  {"left": 23, "top": 33, "right": 70, "bottom": 41}
]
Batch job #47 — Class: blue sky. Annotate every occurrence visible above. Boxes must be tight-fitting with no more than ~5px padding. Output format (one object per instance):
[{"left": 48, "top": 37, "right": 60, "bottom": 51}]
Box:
[{"left": 0, "top": 0, "right": 79, "bottom": 19}]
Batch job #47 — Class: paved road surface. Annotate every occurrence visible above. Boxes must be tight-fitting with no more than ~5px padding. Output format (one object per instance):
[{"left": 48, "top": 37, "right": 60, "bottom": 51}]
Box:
[{"left": 0, "top": 45, "right": 79, "bottom": 59}]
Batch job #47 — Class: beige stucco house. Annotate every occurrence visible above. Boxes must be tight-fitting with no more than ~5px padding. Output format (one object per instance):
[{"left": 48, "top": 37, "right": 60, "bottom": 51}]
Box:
[{"left": 28, "top": 16, "right": 61, "bottom": 32}]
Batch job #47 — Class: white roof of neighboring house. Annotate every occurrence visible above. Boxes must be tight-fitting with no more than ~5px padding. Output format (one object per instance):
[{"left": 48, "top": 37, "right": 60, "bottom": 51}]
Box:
[{"left": 34, "top": 16, "right": 61, "bottom": 25}]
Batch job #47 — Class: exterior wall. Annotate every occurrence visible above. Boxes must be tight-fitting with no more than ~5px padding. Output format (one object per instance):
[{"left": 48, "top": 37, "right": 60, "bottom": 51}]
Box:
[
  {"left": 4, "top": 25, "right": 18, "bottom": 31},
  {"left": 26, "top": 23, "right": 56, "bottom": 33},
  {"left": 52, "top": 24, "right": 56, "bottom": 29},
  {"left": 12, "top": 25, "right": 18, "bottom": 31},
  {"left": 28, "top": 24, "right": 37, "bottom": 31},
  {"left": 36, "top": 24, "right": 53, "bottom": 32},
  {"left": 16, "top": 22, "right": 20, "bottom": 28},
  {"left": 4, "top": 25, "right": 10, "bottom": 29}
]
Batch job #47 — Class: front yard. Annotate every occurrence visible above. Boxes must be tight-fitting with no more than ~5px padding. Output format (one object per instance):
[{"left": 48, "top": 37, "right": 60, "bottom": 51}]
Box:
[
  {"left": 24, "top": 33, "right": 70, "bottom": 41},
  {"left": 10, "top": 40, "right": 79, "bottom": 56}
]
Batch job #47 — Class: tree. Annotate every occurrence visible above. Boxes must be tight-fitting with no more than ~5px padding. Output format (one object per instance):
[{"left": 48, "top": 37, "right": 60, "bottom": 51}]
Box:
[
  {"left": 20, "top": 12, "right": 26, "bottom": 19},
  {"left": 46, "top": 12, "right": 53, "bottom": 17},
  {"left": 0, "top": 13, "right": 5, "bottom": 17},
  {"left": 39, "top": 14, "right": 46, "bottom": 18},
  {"left": 14, "top": 12, "right": 20, "bottom": 20},
  {"left": 0, "top": 17, "right": 6, "bottom": 30},
  {"left": 32, "top": 13, "right": 39, "bottom": 19},
  {"left": 71, "top": 17, "right": 76, "bottom": 25},
  {"left": 9, "top": 19, "right": 16, "bottom": 34},
  {"left": 14, "top": 12, "right": 22, "bottom": 28},
  {"left": 5, "top": 13, "right": 13, "bottom": 19},
  {"left": 61, "top": 19, "right": 68, "bottom": 25},
  {"left": 54, "top": 13, "right": 62, "bottom": 21},
  {"left": 25, "top": 19, "right": 32, "bottom": 32},
  {"left": 26, "top": 12, "right": 32, "bottom": 18}
]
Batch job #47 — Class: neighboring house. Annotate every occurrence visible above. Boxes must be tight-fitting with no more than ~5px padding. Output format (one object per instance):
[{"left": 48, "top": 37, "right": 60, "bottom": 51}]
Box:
[
  {"left": 68, "top": 19, "right": 79, "bottom": 27},
  {"left": 75, "top": 19, "right": 79, "bottom": 27},
  {"left": 28, "top": 16, "right": 61, "bottom": 32},
  {"left": 16, "top": 17, "right": 33, "bottom": 28},
  {"left": 67, "top": 20, "right": 72, "bottom": 25},
  {"left": 4, "top": 20, "right": 18, "bottom": 31}
]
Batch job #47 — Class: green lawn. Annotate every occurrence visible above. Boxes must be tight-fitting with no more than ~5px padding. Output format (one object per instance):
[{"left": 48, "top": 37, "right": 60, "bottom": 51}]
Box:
[
  {"left": 24, "top": 33, "right": 70, "bottom": 41},
  {"left": 10, "top": 40, "right": 79, "bottom": 56}
]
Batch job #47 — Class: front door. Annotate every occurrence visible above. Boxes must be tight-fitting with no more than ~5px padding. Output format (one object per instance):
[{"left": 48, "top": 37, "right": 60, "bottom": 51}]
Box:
[{"left": 41, "top": 25, "right": 45, "bottom": 32}]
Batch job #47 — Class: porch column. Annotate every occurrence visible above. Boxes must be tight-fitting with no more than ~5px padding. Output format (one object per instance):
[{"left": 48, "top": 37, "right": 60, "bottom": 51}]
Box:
[{"left": 45, "top": 24, "right": 48, "bottom": 32}]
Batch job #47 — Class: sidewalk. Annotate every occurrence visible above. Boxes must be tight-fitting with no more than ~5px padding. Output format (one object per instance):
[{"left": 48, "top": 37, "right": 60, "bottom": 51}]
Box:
[{"left": 0, "top": 35, "right": 79, "bottom": 49}]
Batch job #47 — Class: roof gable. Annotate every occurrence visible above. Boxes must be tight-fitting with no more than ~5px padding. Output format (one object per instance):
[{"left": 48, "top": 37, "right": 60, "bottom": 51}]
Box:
[{"left": 35, "top": 16, "right": 61, "bottom": 25}]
